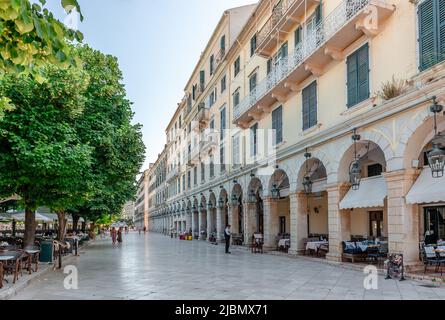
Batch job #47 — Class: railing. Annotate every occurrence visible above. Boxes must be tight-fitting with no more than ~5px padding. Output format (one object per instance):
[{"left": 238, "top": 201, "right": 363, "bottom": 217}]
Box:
[
  {"left": 234, "top": 0, "right": 378, "bottom": 121},
  {"left": 166, "top": 166, "right": 179, "bottom": 182},
  {"left": 257, "top": 0, "right": 296, "bottom": 46}
]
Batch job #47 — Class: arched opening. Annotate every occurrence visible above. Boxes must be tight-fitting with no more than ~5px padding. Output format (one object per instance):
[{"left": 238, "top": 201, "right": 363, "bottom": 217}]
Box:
[
  {"left": 337, "top": 139, "right": 388, "bottom": 255},
  {"left": 247, "top": 177, "right": 264, "bottom": 237},
  {"left": 267, "top": 169, "right": 290, "bottom": 249},
  {"left": 403, "top": 114, "right": 445, "bottom": 259},
  {"left": 192, "top": 197, "right": 199, "bottom": 239},
  {"left": 296, "top": 156, "right": 328, "bottom": 255},
  {"left": 208, "top": 192, "right": 217, "bottom": 242}
]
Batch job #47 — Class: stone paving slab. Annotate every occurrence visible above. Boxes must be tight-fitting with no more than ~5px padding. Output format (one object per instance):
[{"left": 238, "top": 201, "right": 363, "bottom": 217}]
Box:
[{"left": 9, "top": 233, "right": 445, "bottom": 300}]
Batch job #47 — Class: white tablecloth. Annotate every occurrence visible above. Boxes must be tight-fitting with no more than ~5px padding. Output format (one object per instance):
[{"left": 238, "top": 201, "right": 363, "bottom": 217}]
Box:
[
  {"left": 306, "top": 241, "right": 328, "bottom": 251},
  {"left": 278, "top": 239, "right": 290, "bottom": 247}
]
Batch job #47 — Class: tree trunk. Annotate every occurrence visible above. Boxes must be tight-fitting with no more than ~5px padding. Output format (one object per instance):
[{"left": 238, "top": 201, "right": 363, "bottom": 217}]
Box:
[
  {"left": 88, "top": 222, "right": 96, "bottom": 239},
  {"left": 56, "top": 211, "right": 67, "bottom": 241},
  {"left": 81, "top": 221, "right": 86, "bottom": 233},
  {"left": 72, "top": 213, "right": 80, "bottom": 232},
  {"left": 23, "top": 206, "right": 36, "bottom": 248}
]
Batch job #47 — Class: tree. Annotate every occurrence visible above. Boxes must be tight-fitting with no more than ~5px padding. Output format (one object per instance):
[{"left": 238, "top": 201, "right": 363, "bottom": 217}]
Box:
[
  {"left": 0, "top": 0, "right": 83, "bottom": 118},
  {"left": 0, "top": 65, "right": 92, "bottom": 247},
  {"left": 70, "top": 46, "right": 145, "bottom": 228}
]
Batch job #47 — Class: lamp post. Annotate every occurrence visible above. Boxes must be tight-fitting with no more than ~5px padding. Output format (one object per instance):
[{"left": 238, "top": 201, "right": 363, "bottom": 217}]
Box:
[{"left": 427, "top": 97, "right": 445, "bottom": 178}]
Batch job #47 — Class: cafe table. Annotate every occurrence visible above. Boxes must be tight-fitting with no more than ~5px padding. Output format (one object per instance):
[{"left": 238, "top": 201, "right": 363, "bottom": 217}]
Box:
[{"left": 24, "top": 249, "right": 40, "bottom": 272}]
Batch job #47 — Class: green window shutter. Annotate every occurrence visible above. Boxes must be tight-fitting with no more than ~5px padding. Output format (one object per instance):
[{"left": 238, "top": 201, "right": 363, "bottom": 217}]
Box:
[
  {"left": 272, "top": 106, "right": 283, "bottom": 145},
  {"left": 294, "top": 26, "right": 302, "bottom": 47},
  {"left": 281, "top": 41, "right": 288, "bottom": 59},
  {"left": 249, "top": 73, "right": 257, "bottom": 92},
  {"left": 419, "top": 0, "right": 437, "bottom": 71},
  {"left": 347, "top": 50, "right": 359, "bottom": 107},
  {"left": 438, "top": 0, "right": 445, "bottom": 63},
  {"left": 357, "top": 44, "right": 370, "bottom": 102},
  {"left": 302, "top": 81, "right": 317, "bottom": 130},
  {"left": 267, "top": 58, "right": 272, "bottom": 74},
  {"left": 316, "top": 1, "right": 322, "bottom": 24}
]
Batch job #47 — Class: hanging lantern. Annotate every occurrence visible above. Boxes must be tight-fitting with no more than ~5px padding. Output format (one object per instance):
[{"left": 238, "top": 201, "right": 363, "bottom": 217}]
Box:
[
  {"left": 207, "top": 202, "right": 213, "bottom": 210},
  {"left": 427, "top": 141, "right": 445, "bottom": 178},
  {"left": 231, "top": 193, "right": 238, "bottom": 206},
  {"left": 427, "top": 98, "right": 444, "bottom": 178},
  {"left": 248, "top": 189, "right": 257, "bottom": 203},
  {"left": 349, "top": 160, "right": 361, "bottom": 190},
  {"left": 349, "top": 129, "right": 362, "bottom": 190},
  {"left": 271, "top": 184, "right": 280, "bottom": 200},
  {"left": 192, "top": 203, "right": 197, "bottom": 210},
  {"left": 303, "top": 176, "right": 313, "bottom": 194},
  {"left": 217, "top": 197, "right": 225, "bottom": 209},
  {"left": 303, "top": 150, "right": 313, "bottom": 194},
  {"left": 198, "top": 203, "right": 203, "bottom": 211}
]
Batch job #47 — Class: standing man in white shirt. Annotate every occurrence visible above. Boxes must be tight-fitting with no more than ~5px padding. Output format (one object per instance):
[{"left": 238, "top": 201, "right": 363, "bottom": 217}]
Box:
[{"left": 224, "top": 224, "right": 231, "bottom": 254}]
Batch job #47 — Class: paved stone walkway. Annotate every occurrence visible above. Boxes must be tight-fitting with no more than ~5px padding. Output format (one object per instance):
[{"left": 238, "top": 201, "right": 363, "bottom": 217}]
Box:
[{"left": 11, "top": 233, "right": 445, "bottom": 300}]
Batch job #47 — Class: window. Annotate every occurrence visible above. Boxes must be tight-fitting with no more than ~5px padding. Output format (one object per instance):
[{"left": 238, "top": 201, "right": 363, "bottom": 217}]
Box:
[
  {"left": 250, "top": 123, "right": 258, "bottom": 157},
  {"left": 249, "top": 73, "right": 257, "bottom": 92},
  {"left": 424, "top": 206, "right": 445, "bottom": 245},
  {"left": 302, "top": 81, "right": 317, "bottom": 130},
  {"left": 220, "top": 145, "right": 225, "bottom": 172},
  {"left": 267, "top": 58, "right": 272, "bottom": 74},
  {"left": 369, "top": 211, "right": 383, "bottom": 238},
  {"left": 367, "top": 163, "right": 383, "bottom": 177},
  {"left": 220, "top": 107, "right": 226, "bottom": 141},
  {"left": 192, "top": 84, "right": 197, "bottom": 100},
  {"left": 274, "top": 42, "right": 288, "bottom": 66},
  {"left": 250, "top": 34, "right": 257, "bottom": 57},
  {"left": 188, "top": 122, "right": 191, "bottom": 134},
  {"left": 210, "top": 54, "right": 215, "bottom": 75},
  {"left": 179, "top": 116, "right": 182, "bottom": 128},
  {"left": 294, "top": 26, "right": 302, "bottom": 47},
  {"left": 279, "top": 216, "right": 286, "bottom": 234},
  {"left": 232, "top": 135, "right": 240, "bottom": 166},
  {"left": 221, "top": 75, "right": 226, "bottom": 93},
  {"left": 210, "top": 119, "right": 215, "bottom": 130},
  {"left": 187, "top": 171, "right": 191, "bottom": 189},
  {"left": 193, "top": 166, "right": 198, "bottom": 186},
  {"left": 201, "top": 162, "right": 205, "bottom": 182},
  {"left": 220, "top": 35, "right": 226, "bottom": 53},
  {"left": 418, "top": 0, "right": 445, "bottom": 71},
  {"left": 210, "top": 156, "right": 215, "bottom": 178},
  {"left": 272, "top": 106, "right": 283, "bottom": 145},
  {"left": 233, "top": 89, "right": 240, "bottom": 108},
  {"left": 182, "top": 175, "right": 186, "bottom": 191},
  {"left": 199, "top": 70, "right": 205, "bottom": 89},
  {"left": 347, "top": 44, "right": 370, "bottom": 108},
  {"left": 234, "top": 56, "right": 240, "bottom": 77}
]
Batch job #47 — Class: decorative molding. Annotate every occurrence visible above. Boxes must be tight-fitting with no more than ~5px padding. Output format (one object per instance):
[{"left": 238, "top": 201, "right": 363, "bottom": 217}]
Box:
[
  {"left": 324, "top": 46, "right": 345, "bottom": 61},
  {"left": 304, "top": 63, "right": 323, "bottom": 77}
]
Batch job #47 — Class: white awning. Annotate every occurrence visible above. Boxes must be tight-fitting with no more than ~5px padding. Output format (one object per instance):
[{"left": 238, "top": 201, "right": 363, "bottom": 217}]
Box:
[
  {"left": 406, "top": 168, "right": 445, "bottom": 204},
  {"left": 339, "top": 176, "right": 387, "bottom": 210}
]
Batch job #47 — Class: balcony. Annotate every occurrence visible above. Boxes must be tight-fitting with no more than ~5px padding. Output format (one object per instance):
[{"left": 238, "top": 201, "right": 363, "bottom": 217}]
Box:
[
  {"left": 199, "top": 139, "right": 218, "bottom": 155},
  {"left": 166, "top": 166, "right": 179, "bottom": 182},
  {"left": 195, "top": 83, "right": 205, "bottom": 100},
  {"left": 187, "top": 147, "right": 200, "bottom": 166},
  {"left": 215, "top": 48, "right": 226, "bottom": 68},
  {"left": 234, "top": 0, "right": 394, "bottom": 127},
  {"left": 257, "top": 0, "right": 320, "bottom": 57},
  {"left": 196, "top": 103, "right": 210, "bottom": 126}
]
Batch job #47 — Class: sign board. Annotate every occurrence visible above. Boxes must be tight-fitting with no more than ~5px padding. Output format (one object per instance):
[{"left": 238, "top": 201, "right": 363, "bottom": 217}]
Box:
[{"left": 385, "top": 253, "right": 405, "bottom": 281}]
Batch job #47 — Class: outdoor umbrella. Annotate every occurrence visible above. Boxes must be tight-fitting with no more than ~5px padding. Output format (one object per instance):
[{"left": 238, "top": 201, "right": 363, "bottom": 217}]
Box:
[{"left": 11, "top": 211, "right": 53, "bottom": 222}]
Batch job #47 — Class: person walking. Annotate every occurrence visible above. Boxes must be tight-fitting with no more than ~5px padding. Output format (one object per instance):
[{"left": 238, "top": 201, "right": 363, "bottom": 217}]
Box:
[
  {"left": 111, "top": 227, "right": 117, "bottom": 244},
  {"left": 143, "top": 226, "right": 147, "bottom": 234},
  {"left": 117, "top": 227, "right": 123, "bottom": 243},
  {"left": 138, "top": 227, "right": 141, "bottom": 235},
  {"left": 224, "top": 224, "right": 231, "bottom": 254}
]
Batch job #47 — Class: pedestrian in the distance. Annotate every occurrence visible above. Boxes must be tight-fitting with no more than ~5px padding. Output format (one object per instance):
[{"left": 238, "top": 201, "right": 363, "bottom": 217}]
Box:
[
  {"left": 117, "top": 227, "right": 123, "bottom": 243},
  {"left": 143, "top": 226, "right": 147, "bottom": 234},
  {"left": 138, "top": 227, "right": 141, "bottom": 235},
  {"left": 111, "top": 227, "right": 117, "bottom": 244},
  {"left": 224, "top": 224, "right": 231, "bottom": 254}
]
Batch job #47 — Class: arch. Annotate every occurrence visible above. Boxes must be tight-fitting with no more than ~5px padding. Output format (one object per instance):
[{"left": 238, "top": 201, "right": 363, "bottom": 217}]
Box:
[
  {"left": 218, "top": 187, "right": 228, "bottom": 201},
  {"left": 208, "top": 191, "right": 217, "bottom": 207},
  {"left": 336, "top": 139, "right": 388, "bottom": 184},
  {"left": 268, "top": 168, "right": 290, "bottom": 197},
  {"left": 231, "top": 183, "right": 243, "bottom": 198},
  {"left": 296, "top": 155, "right": 328, "bottom": 193},
  {"left": 248, "top": 177, "right": 263, "bottom": 195},
  {"left": 402, "top": 115, "right": 445, "bottom": 170}
]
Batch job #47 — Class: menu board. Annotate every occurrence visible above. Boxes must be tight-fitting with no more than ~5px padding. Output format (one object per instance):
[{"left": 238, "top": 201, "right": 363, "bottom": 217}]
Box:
[{"left": 385, "top": 253, "right": 406, "bottom": 281}]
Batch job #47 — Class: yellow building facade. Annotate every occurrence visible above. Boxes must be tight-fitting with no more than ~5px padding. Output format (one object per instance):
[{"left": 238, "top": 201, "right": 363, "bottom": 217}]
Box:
[{"left": 149, "top": 0, "right": 445, "bottom": 269}]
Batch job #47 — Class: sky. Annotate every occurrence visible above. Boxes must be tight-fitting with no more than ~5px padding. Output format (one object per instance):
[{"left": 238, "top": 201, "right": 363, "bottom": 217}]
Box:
[{"left": 45, "top": 0, "right": 257, "bottom": 172}]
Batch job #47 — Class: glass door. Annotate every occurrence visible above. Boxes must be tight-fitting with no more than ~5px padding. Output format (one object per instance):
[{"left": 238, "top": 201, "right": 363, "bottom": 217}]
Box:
[{"left": 424, "top": 206, "right": 445, "bottom": 245}]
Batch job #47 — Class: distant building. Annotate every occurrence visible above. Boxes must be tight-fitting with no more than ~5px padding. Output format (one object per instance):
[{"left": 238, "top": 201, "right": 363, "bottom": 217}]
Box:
[{"left": 121, "top": 201, "right": 135, "bottom": 223}]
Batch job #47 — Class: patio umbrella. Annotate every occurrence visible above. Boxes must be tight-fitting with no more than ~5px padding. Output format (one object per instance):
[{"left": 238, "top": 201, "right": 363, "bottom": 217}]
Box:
[{"left": 11, "top": 211, "right": 53, "bottom": 222}]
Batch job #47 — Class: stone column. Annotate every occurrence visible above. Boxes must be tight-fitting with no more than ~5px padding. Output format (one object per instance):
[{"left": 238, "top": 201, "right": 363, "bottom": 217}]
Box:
[
  {"left": 207, "top": 209, "right": 212, "bottom": 241},
  {"left": 198, "top": 209, "right": 204, "bottom": 240},
  {"left": 216, "top": 206, "right": 224, "bottom": 241},
  {"left": 230, "top": 205, "right": 239, "bottom": 234},
  {"left": 326, "top": 183, "right": 351, "bottom": 262},
  {"left": 186, "top": 211, "right": 192, "bottom": 233},
  {"left": 263, "top": 197, "right": 277, "bottom": 249},
  {"left": 384, "top": 169, "right": 420, "bottom": 266},
  {"left": 244, "top": 202, "right": 256, "bottom": 245},
  {"left": 288, "top": 192, "right": 309, "bottom": 255},
  {"left": 191, "top": 211, "right": 195, "bottom": 237}
]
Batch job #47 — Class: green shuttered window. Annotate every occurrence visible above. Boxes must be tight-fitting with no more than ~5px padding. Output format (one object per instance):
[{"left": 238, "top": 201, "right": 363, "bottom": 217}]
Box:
[
  {"left": 418, "top": 0, "right": 445, "bottom": 71},
  {"left": 302, "top": 81, "right": 317, "bottom": 131},
  {"left": 272, "top": 106, "right": 283, "bottom": 145},
  {"left": 347, "top": 44, "right": 369, "bottom": 108}
]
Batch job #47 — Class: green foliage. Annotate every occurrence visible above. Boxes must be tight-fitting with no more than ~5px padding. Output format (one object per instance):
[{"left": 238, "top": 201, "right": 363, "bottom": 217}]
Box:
[
  {"left": 70, "top": 46, "right": 145, "bottom": 223},
  {"left": 0, "top": 65, "right": 92, "bottom": 213},
  {"left": 0, "top": 0, "right": 83, "bottom": 75}
]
